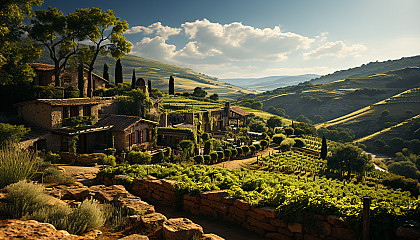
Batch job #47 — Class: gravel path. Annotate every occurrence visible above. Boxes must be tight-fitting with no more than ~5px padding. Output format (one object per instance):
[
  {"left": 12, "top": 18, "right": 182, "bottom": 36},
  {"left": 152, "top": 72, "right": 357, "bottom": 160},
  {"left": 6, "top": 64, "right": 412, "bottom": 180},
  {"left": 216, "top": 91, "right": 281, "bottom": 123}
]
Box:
[{"left": 212, "top": 147, "right": 276, "bottom": 169}]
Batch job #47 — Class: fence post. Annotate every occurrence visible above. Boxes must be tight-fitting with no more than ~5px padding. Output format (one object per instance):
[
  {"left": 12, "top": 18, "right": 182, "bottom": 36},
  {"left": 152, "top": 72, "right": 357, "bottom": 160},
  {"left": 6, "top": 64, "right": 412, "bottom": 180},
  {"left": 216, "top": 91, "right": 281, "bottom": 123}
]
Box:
[{"left": 363, "top": 197, "right": 371, "bottom": 240}]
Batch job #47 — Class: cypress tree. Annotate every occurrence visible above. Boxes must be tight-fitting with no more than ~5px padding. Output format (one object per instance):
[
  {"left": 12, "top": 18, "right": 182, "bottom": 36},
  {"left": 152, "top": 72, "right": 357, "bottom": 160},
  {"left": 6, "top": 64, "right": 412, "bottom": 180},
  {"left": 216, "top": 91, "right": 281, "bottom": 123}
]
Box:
[
  {"left": 103, "top": 63, "right": 109, "bottom": 81},
  {"left": 77, "top": 62, "right": 85, "bottom": 97},
  {"left": 148, "top": 79, "right": 151, "bottom": 92},
  {"left": 131, "top": 69, "right": 136, "bottom": 89},
  {"left": 291, "top": 121, "right": 295, "bottom": 129},
  {"left": 115, "top": 59, "right": 123, "bottom": 85},
  {"left": 321, "top": 136, "right": 328, "bottom": 159},
  {"left": 169, "top": 76, "right": 174, "bottom": 95}
]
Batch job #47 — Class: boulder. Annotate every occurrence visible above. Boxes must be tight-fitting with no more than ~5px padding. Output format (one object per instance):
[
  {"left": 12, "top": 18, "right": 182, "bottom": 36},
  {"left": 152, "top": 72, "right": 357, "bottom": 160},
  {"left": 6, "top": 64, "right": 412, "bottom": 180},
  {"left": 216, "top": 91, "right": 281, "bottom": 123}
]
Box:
[
  {"left": 0, "top": 219, "right": 81, "bottom": 239},
  {"left": 202, "top": 233, "right": 225, "bottom": 240},
  {"left": 119, "top": 234, "right": 149, "bottom": 240},
  {"left": 163, "top": 218, "right": 204, "bottom": 240}
]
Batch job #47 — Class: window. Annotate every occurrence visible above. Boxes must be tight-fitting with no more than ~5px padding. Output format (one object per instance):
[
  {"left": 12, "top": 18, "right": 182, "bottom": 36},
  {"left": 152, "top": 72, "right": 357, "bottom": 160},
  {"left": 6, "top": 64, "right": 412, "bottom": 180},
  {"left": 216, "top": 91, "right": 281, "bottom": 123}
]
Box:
[
  {"left": 83, "top": 105, "right": 91, "bottom": 116},
  {"left": 148, "top": 129, "right": 152, "bottom": 142},
  {"left": 70, "top": 106, "right": 79, "bottom": 117},
  {"left": 145, "top": 128, "right": 149, "bottom": 142}
]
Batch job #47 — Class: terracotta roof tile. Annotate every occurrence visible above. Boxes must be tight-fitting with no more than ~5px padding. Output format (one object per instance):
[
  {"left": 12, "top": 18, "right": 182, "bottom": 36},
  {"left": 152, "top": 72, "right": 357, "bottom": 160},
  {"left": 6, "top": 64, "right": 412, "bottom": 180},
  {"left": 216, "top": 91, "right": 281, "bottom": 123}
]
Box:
[
  {"left": 230, "top": 106, "right": 250, "bottom": 116},
  {"left": 34, "top": 98, "right": 101, "bottom": 106}
]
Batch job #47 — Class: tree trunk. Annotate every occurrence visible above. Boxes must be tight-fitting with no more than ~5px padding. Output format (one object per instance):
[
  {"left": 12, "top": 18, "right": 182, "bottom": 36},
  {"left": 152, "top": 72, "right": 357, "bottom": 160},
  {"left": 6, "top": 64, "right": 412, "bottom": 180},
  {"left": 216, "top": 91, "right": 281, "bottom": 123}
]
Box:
[{"left": 54, "top": 62, "right": 61, "bottom": 87}]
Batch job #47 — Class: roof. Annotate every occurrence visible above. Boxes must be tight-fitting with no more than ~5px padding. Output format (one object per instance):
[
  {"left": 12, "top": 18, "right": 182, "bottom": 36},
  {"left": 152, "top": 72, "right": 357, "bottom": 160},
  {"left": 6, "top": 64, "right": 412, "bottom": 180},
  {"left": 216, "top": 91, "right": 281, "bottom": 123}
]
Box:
[
  {"left": 31, "top": 62, "right": 108, "bottom": 83},
  {"left": 15, "top": 98, "right": 102, "bottom": 107},
  {"left": 20, "top": 127, "right": 50, "bottom": 142},
  {"left": 230, "top": 106, "right": 251, "bottom": 117},
  {"left": 96, "top": 114, "right": 158, "bottom": 132},
  {"left": 31, "top": 62, "right": 55, "bottom": 71},
  {"left": 173, "top": 122, "right": 197, "bottom": 130},
  {"left": 52, "top": 125, "right": 113, "bottom": 136}
]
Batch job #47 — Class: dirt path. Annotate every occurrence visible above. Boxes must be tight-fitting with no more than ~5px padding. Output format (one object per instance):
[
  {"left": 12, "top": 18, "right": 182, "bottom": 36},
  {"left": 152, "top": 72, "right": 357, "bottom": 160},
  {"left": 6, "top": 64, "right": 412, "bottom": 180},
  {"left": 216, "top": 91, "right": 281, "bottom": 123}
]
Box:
[{"left": 212, "top": 147, "right": 276, "bottom": 169}]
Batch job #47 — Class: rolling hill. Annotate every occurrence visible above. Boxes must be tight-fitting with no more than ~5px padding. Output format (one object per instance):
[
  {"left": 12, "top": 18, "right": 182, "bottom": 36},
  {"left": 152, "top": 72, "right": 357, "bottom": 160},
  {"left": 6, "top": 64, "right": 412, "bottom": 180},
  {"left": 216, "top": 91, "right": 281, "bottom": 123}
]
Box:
[
  {"left": 317, "top": 87, "right": 420, "bottom": 138},
  {"left": 38, "top": 51, "right": 257, "bottom": 100},
  {"left": 240, "top": 66, "right": 420, "bottom": 122},
  {"left": 219, "top": 74, "right": 320, "bottom": 91},
  {"left": 311, "top": 55, "right": 420, "bottom": 84}
]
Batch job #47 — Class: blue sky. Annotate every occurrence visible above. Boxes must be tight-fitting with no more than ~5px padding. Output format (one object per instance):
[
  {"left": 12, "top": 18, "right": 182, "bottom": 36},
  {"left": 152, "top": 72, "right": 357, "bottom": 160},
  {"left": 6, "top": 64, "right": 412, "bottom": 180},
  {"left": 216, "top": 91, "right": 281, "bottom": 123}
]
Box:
[{"left": 39, "top": 0, "right": 420, "bottom": 78}]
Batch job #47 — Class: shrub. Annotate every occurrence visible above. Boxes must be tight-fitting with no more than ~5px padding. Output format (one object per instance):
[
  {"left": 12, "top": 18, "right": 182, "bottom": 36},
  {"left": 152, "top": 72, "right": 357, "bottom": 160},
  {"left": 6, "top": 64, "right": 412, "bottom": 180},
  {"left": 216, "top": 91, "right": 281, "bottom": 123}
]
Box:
[
  {"left": 273, "top": 134, "right": 287, "bottom": 144},
  {"left": 64, "top": 86, "right": 79, "bottom": 98},
  {"left": 254, "top": 143, "right": 261, "bottom": 151},
  {"left": 193, "top": 155, "right": 204, "bottom": 164},
  {"left": 127, "top": 151, "right": 151, "bottom": 164},
  {"left": 242, "top": 146, "right": 250, "bottom": 155},
  {"left": 260, "top": 140, "right": 268, "bottom": 149},
  {"left": 101, "top": 203, "right": 132, "bottom": 230},
  {"left": 43, "top": 167, "right": 76, "bottom": 185},
  {"left": 216, "top": 147, "right": 224, "bottom": 152},
  {"left": 210, "top": 152, "right": 218, "bottom": 163},
  {"left": 4, "top": 181, "right": 48, "bottom": 219},
  {"left": 280, "top": 138, "right": 295, "bottom": 151},
  {"left": 204, "top": 140, "right": 212, "bottom": 155},
  {"left": 224, "top": 149, "right": 232, "bottom": 160},
  {"left": 217, "top": 151, "right": 224, "bottom": 161},
  {"left": 0, "top": 123, "right": 30, "bottom": 146},
  {"left": 294, "top": 138, "right": 306, "bottom": 148},
  {"left": 249, "top": 145, "right": 256, "bottom": 153},
  {"left": 203, "top": 155, "right": 211, "bottom": 164},
  {"left": 67, "top": 198, "right": 105, "bottom": 234},
  {"left": 231, "top": 148, "right": 238, "bottom": 158},
  {"left": 103, "top": 155, "right": 116, "bottom": 167},
  {"left": 0, "top": 146, "right": 40, "bottom": 188},
  {"left": 44, "top": 151, "right": 61, "bottom": 164},
  {"left": 29, "top": 205, "right": 71, "bottom": 231},
  {"left": 236, "top": 147, "right": 243, "bottom": 156},
  {"left": 284, "top": 127, "right": 294, "bottom": 136},
  {"left": 104, "top": 148, "right": 116, "bottom": 156}
]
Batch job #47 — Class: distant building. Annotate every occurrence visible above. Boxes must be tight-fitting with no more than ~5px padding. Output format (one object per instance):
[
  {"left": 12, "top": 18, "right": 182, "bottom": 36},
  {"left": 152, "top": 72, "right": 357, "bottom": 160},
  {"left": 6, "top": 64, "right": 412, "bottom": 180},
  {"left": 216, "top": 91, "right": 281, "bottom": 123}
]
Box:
[
  {"left": 159, "top": 102, "right": 251, "bottom": 132},
  {"left": 31, "top": 62, "right": 108, "bottom": 95}
]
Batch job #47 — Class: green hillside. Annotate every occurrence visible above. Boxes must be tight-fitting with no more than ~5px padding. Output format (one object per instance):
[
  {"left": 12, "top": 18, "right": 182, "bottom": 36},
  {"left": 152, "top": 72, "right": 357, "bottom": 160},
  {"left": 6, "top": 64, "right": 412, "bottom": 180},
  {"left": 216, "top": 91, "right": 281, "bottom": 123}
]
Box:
[
  {"left": 317, "top": 87, "right": 420, "bottom": 138},
  {"left": 311, "top": 55, "right": 420, "bottom": 84},
  {"left": 39, "top": 51, "right": 257, "bottom": 100},
  {"left": 241, "top": 67, "right": 420, "bottom": 121}
]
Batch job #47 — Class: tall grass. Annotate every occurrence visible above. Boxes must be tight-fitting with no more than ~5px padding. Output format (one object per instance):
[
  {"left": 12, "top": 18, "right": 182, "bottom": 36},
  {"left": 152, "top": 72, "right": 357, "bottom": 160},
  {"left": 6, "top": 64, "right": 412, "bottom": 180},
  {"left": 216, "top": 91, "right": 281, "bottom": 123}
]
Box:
[
  {"left": 0, "top": 146, "right": 40, "bottom": 188},
  {"left": 3, "top": 181, "right": 105, "bottom": 235}
]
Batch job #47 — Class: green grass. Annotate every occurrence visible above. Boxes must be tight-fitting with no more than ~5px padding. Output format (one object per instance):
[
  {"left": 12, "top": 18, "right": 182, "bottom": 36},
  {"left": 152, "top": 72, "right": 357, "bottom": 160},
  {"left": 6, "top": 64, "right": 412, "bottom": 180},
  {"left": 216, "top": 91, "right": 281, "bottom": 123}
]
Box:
[{"left": 160, "top": 95, "right": 222, "bottom": 113}]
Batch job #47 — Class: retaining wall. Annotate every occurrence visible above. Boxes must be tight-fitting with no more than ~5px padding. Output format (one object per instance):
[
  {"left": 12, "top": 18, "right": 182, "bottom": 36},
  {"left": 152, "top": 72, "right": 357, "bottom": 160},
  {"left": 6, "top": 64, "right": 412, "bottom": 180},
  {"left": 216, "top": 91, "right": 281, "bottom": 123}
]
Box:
[{"left": 98, "top": 175, "right": 357, "bottom": 240}]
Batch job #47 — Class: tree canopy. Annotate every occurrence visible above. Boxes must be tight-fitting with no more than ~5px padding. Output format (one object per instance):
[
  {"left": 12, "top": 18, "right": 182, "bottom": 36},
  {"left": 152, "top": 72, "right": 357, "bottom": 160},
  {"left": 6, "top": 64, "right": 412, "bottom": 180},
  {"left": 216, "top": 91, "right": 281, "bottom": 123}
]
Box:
[
  {"left": 327, "top": 144, "right": 372, "bottom": 178},
  {"left": 0, "top": 0, "right": 43, "bottom": 86}
]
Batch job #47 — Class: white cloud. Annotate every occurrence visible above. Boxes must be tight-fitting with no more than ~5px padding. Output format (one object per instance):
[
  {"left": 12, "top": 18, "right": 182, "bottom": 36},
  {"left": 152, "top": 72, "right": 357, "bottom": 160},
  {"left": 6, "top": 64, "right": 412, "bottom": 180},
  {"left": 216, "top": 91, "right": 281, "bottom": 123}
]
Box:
[
  {"left": 128, "top": 20, "right": 368, "bottom": 78},
  {"left": 131, "top": 36, "right": 176, "bottom": 60},
  {"left": 126, "top": 22, "right": 181, "bottom": 40},
  {"left": 175, "top": 19, "right": 313, "bottom": 62},
  {"left": 303, "top": 41, "right": 367, "bottom": 60},
  {"left": 131, "top": 19, "right": 314, "bottom": 64}
]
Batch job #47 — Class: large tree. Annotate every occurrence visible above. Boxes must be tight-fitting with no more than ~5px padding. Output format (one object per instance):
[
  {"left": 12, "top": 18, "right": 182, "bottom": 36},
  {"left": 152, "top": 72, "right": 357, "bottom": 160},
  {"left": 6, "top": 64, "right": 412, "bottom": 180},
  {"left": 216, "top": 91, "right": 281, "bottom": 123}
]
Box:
[
  {"left": 169, "top": 76, "right": 174, "bottom": 95},
  {"left": 327, "top": 144, "right": 371, "bottom": 178},
  {"left": 72, "top": 8, "right": 131, "bottom": 97},
  {"left": 30, "top": 7, "right": 86, "bottom": 87},
  {"left": 0, "top": 0, "right": 43, "bottom": 86}
]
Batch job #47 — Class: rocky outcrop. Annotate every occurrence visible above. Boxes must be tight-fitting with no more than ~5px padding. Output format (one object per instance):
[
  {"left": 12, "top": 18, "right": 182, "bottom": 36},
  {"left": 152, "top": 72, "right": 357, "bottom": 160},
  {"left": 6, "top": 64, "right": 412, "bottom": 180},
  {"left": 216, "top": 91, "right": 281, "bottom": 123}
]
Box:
[
  {"left": 0, "top": 219, "right": 82, "bottom": 239},
  {"left": 163, "top": 218, "right": 204, "bottom": 240}
]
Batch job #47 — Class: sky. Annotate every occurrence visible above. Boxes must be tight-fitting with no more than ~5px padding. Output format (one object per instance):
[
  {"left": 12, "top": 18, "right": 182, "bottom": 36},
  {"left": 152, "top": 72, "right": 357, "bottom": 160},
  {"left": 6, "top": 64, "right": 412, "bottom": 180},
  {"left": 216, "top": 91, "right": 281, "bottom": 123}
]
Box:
[{"left": 39, "top": 0, "right": 420, "bottom": 79}]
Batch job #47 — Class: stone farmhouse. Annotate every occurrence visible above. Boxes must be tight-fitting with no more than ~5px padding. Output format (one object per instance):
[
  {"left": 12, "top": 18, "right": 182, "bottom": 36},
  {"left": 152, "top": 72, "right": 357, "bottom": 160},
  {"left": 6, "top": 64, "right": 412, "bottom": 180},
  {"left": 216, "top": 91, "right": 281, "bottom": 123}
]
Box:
[
  {"left": 31, "top": 62, "right": 108, "bottom": 95},
  {"left": 96, "top": 114, "right": 158, "bottom": 151},
  {"left": 16, "top": 97, "right": 158, "bottom": 153}
]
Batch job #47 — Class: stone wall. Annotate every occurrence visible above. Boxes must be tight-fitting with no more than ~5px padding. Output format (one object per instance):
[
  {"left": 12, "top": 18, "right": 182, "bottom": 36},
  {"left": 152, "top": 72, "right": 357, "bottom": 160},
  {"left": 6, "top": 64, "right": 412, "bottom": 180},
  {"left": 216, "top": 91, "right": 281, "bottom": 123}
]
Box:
[{"left": 98, "top": 175, "right": 358, "bottom": 240}]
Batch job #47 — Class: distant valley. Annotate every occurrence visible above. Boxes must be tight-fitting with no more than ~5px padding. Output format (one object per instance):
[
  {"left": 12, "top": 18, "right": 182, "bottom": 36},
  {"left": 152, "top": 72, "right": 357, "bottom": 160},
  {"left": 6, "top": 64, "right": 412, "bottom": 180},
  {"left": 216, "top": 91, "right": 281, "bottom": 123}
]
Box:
[{"left": 219, "top": 74, "right": 320, "bottom": 91}]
